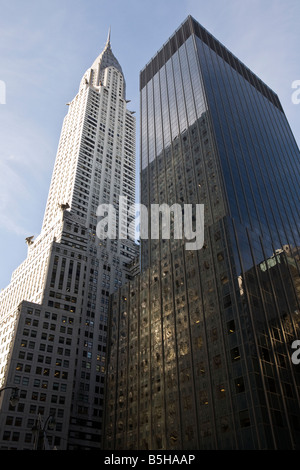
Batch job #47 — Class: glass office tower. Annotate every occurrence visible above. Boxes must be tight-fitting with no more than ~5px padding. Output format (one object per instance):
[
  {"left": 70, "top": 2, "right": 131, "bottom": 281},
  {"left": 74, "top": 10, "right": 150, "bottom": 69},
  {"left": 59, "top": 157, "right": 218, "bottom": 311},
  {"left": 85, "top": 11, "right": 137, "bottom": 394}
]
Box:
[{"left": 104, "top": 16, "right": 300, "bottom": 450}]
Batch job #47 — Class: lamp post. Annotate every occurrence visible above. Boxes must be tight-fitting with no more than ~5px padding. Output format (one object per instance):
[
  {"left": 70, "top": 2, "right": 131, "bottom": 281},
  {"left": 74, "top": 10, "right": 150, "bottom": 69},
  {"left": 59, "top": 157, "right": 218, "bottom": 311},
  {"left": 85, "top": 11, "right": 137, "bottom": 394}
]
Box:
[
  {"left": 32, "top": 413, "right": 56, "bottom": 450},
  {"left": 0, "top": 386, "right": 20, "bottom": 407}
]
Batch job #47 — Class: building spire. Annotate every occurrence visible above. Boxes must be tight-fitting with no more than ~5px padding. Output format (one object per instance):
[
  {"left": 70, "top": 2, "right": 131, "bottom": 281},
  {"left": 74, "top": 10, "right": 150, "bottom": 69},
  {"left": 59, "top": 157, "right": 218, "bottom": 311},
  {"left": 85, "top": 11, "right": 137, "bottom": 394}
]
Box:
[
  {"left": 79, "top": 26, "right": 125, "bottom": 96},
  {"left": 106, "top": 26, "right": 111, "bottom": 47}
]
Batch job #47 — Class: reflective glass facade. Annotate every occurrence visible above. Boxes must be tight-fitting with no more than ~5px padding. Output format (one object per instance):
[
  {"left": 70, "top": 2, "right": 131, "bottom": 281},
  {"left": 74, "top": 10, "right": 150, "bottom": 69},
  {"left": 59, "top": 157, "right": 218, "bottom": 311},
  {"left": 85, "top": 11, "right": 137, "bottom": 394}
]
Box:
[{"left": 104, "top": 16, "right": 300, "bottom": 450}]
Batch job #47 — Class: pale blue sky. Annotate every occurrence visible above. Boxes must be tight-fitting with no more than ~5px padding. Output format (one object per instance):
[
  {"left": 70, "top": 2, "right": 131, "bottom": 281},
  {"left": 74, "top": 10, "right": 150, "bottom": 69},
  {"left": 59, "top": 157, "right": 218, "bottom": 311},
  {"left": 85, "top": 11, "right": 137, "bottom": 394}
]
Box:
[{"left": 0, "top": 0, "right": 299, "bottom": 289}]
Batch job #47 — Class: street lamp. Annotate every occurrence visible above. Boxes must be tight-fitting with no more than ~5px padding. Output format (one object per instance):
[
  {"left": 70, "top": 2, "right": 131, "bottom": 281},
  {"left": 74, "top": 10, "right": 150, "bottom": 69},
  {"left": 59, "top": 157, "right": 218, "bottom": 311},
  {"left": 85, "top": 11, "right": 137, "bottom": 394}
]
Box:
[
  {"left": 0, "top": 386, "right": 20, "bottom": 407},
  {"left": 32, "top": 413, "right": 56, "bottom": 450}
]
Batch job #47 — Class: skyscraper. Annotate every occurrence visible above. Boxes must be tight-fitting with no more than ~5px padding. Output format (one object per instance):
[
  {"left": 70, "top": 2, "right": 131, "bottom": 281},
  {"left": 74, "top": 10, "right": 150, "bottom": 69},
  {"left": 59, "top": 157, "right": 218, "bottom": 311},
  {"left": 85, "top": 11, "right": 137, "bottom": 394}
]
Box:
[
  {"left": 104, "top": 16, "right": 300, "bottom": 450},
  {"left": 0, "top": 31, "right": 137, "bottom": 450}
]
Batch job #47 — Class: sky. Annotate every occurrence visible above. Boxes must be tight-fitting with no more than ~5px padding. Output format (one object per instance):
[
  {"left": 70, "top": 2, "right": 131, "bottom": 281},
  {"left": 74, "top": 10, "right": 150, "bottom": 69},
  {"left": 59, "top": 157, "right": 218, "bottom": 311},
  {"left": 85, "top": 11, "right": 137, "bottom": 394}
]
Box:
[{"left": 0, "top": 0, "right": 299, "bottom": 289}]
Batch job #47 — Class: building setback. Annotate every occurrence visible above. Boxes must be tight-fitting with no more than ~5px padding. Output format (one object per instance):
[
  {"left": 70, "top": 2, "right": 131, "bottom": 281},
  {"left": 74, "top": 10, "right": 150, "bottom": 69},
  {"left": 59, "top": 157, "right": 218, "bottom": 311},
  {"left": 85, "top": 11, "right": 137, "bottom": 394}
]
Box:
[
  {"left": 104, "top": 16, "right": 300, "bottom": 450},
  {"left": 0, "top": 32, "right": 137, "bottom": 450}
]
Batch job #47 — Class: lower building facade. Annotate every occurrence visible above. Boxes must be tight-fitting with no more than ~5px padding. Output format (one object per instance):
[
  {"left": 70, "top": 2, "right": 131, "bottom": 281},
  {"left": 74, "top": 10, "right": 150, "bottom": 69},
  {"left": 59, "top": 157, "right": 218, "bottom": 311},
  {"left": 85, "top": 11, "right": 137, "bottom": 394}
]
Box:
[
  {"left": 104, "top": 221, "right": 300, "bottom": 450},
  {"left": 0, "top": 214, "right": 136, "bottom": 450}
]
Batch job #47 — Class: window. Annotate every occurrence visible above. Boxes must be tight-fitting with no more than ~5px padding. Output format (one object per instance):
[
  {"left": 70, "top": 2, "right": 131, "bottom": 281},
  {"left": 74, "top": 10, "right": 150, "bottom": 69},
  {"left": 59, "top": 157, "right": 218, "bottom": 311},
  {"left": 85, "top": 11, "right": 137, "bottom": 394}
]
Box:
[
  {"left": 227, "top": 320, "right": 235, "bottom": 334},
  {"left": 239, "top": 410, "right": 250, "bottom": 427},
  {"left": 231, "top": 347, "right": 240, "bottom": 361},
  {"left": 5, "top": 416, "right": 13, "bottom": 425},
  {"left": 235, "top": 377, "right": 245, "bottom": 393}
]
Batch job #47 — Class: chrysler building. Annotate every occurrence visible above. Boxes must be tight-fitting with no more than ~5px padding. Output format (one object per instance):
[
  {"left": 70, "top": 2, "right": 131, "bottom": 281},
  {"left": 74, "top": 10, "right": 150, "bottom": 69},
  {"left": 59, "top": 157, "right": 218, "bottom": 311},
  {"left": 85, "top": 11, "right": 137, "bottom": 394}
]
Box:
[{"left": 0, "top": 31, "right": 137, "bottom": 450}]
